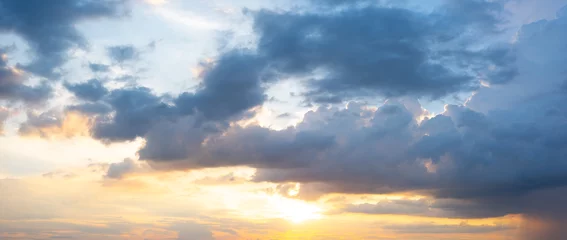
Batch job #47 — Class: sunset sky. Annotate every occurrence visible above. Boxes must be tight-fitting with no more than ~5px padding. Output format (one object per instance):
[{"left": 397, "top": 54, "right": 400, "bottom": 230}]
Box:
[{"left": 1, "top": 0, "right": 567, "bottom": 239}]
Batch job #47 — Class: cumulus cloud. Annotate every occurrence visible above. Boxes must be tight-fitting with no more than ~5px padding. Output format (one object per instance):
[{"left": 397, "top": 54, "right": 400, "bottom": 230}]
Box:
[
  {"left": 0, "top": 46, "right": 52, "bottom": 103},
  {"left": 248, "top": 0, "right": 516, "bottom": 103},
  {"left": 9, "top": 1, "right": 565, "bottom": 238},
  {"left": 64, "top": 79, "right": 109, "bottom": 102},
  {"left": 0, "top": 0, "right": 129, "bottom": 79},
  {"left": 125, "top": 5, "right": 567, "bottom": 238},
  {"left": 69, "top": 50, "right": 269, "bottom": 142}
]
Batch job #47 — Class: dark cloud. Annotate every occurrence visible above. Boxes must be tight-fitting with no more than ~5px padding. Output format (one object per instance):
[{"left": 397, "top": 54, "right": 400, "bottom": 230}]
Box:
[
  {"left": 107, "top": 44, "right": 139, "bottom": 63},
  {"left": 91, "top": 86, "right": 175, "bottom": 142},
  {"left": 66, "top": 102, "right": 113, "bottom": 115},
  {"left": 0, "top": 46, "right": 52, "bottom": 103},
  {"left": 87, "top": 50, "right": 269, "bottom": 142},
  {"left": 142, "top": 121, "right": 335, "bottom": 169},
  {"left": 64, "top": 79, "right": 109, "bottom": 102},
  {"left": 0, "top": 0, "right": 129, "bottom": 78},
  {"left": 88, "top": 63, "right": 111, "bottom": 73},
  {"left": 174, "top": 50, "right": 268, "bottom": 121},
  {"left": 249, "top": 0, "right": 516, "bottom": 103}
]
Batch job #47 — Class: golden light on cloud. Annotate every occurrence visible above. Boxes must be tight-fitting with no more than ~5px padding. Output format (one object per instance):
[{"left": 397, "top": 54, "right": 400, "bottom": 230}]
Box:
[{"left": 20, "top": 112, "right": 91, "bottom": 138}]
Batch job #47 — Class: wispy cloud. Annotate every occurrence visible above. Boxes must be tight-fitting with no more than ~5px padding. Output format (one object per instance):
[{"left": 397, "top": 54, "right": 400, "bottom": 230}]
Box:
[{"left": 152, "top": 6, "right": 225, "bottom": 30}]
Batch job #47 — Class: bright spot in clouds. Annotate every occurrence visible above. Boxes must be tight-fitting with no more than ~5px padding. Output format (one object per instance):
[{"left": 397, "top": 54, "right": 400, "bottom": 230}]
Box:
[{"left": 272, "top": 195, "right": 323, "bottom": 223}]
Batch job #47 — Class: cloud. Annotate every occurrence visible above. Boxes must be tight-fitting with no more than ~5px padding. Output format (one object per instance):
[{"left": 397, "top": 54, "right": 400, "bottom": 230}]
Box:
[
  {"left": 173, "top": 50, "right": 268, "bottom": 121},
  {"left": 107, "top": 44, "right": 140, "bottom": 63},
  {"left": 11, "top": 1, "right": 564, "bottom": 238},
  {"left": 0, "top": 0, "right": 129, "bottom": 79},
  {"left": 130, "top": 4, "right": 567, "bottom": 238},
  {"left": 18, "top": 110, "right": 90, "bottom": 138},
  {"left": 64, "top": 79, "right": 109, "bottom": 102},
  {"left": 91, "top": 86, "right": 176, "bottom": 142},
  {"left": 105, "top": 158, "right": 149, "bottom": 179},
  {"left": 382, "top": 222, "right": 511, "bottom": 234},
  {"left": 82, "top": 50, "right": 269, "bottom": 142},
  {"left": 0, "top": 46, "right": 52, "bottom": 103},
  {"left": 88, "top": 63, "right": 111, "bottom": 73},
  {"left": 247, "top": 0, "right": 516, "bottom": 103}
]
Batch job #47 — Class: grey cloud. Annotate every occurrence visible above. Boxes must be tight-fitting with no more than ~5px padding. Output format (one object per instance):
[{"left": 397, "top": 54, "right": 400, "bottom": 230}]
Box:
[
  {"left": 92, "top": 86, "right": 175, "bottom": 142},
  {"left": 174, "top": 50, "right": 268, "bottom": 121},
  {"left": 88, "top": 63, "right": 111, "bottom": 73},
  {"left": 0, "top": 0, "right": 129, "bottom": 79},
  {"left": 105, "top": 158, "right": 145, "bottom": 179},
  {"left": 89, "top": 50, "right": 269, "bottom": 142},
  {"left": 27, "top": 2, "right": 565, "bottom": 238},
  {"left": 81, "top": 0, "right": 517, "bottom": 144},
  {"left": 141, "top": 91, "right": 567, "bottom": 219},
  {"left": 0, "top": 46, "right": 52, "bottom": 103},
  {"left": 18, "top": 110, "right": 62, "bottom": 137},
  {"left": 382, "top": 222, "right": 511, "bottom": 234},
  {"left": 141, "top": 117, "right": 335, "bottom": 170},
  {"left": 107, "top": 44, "right": 139, "bottom": 63},
  {"left": 64, "top": 79, "right": 109, "bottom": 102},
  {"left": 344, "top": 199, "right": 433, "bottom": 216},
  {"left": 342, "top": 197, "right": 516, "bottom": 219},
  {"left": 66, "top": 102, "right": 113, "bottom": 115},
  {"left": 250, "top": 0, "right": 516, "bottom": 103}
]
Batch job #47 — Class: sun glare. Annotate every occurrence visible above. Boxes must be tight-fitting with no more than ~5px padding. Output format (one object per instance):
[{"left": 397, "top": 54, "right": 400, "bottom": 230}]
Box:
[{"left": 273, "top": 196, "right": 323, "bottom": 223}]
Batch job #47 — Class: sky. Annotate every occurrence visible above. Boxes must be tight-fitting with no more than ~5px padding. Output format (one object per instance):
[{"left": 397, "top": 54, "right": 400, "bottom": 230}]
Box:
[{"left": 1, "top": 0, "right": 567, "bottom": 239}]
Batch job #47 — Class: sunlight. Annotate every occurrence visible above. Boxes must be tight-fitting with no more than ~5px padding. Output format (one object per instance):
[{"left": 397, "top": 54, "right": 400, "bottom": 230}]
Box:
[{"left": 272, "top": 196, "right": 323, "bottom": 224}]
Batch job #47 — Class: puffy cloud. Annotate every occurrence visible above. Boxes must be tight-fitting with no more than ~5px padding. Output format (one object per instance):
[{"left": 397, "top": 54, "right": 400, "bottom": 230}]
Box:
[
  {"left": 64, "top": 79, "right": 109, "bottom": 102},
  {"left": 174, "top": 50, "right": 268, "bottom": 121},
  {"left": 91, "top": 86, "right": 176, "bottom": 142},
  {"left": 0, "top": 0, "right": 129, "bottom": 78},
  {"left": 80, "top": 50, "right": 269, "bottom": 142},
  {"left": 248, "top": 0, "right": 516, "bottom": 103},
  {"left": 8, "top": 1, "right": 564, "bottom": 238},
  {"left": 18, "top": 110, "right": 91, "bottom": 138},
  {"left": 0, "top": 46, "right": 52, "bottom": 103}
]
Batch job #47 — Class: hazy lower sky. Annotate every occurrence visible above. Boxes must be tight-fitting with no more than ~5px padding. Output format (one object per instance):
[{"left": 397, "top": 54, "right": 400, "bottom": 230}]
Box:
[{"left": 1, "top": 0, "right": 567, "bottom": 239}]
